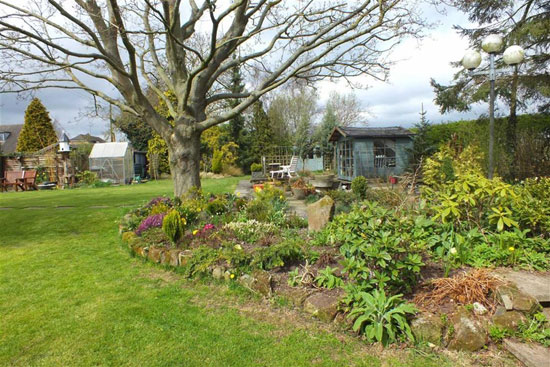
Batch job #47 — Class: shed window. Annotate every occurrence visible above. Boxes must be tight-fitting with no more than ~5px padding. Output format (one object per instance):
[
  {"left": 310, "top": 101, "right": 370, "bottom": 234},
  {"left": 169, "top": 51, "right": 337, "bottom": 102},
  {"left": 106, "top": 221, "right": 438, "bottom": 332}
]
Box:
[
  {"left": 373, "top": 139, "right": 396, "bottom": 168},
  {"left": 338, "top": 139, "right": 353, "bottom": 178},
  {"left": 0, "top": 132, "right": 10, "bottom": 142}
]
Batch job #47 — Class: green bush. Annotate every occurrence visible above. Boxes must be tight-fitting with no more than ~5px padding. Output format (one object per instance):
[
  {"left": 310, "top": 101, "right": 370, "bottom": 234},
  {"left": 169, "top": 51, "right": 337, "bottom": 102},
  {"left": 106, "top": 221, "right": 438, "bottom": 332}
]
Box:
[
  {"left": 351, "top": 176, "right": 368, "bottom": 200},
  {"left": 315, "top": 266, "right": 343, "bottom": 289},
  {"left": 212, "top": 150, "right": 223, "bottom": 174},
  {"left": 162, "top": 210, "right": 187, "bottom": 244},
  {"left": 250, "top": 163, "right": 263, "bottom": 173},
  {"left": 329, "top": 202, "right": 429, "bottom": 293},
  {"left": 206, "top": 197, "right": 229, "bottom": 215},
  {"left": 251, "top": 238, "right": 305, "bottom": 270},
  {"left": 76, "top": 170, "right": 98, "bottom": 185}
]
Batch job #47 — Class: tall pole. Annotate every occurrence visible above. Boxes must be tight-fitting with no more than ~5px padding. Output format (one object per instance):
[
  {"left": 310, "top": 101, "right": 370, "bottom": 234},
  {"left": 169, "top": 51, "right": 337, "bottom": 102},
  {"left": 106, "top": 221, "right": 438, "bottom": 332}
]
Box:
[{"left": 488, "top": 53, "right": 496, "bottom": 179}]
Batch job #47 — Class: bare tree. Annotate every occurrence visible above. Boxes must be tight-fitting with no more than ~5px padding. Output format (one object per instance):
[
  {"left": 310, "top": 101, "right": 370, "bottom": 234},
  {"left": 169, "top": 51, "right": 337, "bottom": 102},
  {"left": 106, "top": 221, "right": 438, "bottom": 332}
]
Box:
[
  {"left": 0, "top": 0, "right": 425, "bottom": 195},
  {"left": 326, "top": 91, "right": 365, "bottom": 126}
]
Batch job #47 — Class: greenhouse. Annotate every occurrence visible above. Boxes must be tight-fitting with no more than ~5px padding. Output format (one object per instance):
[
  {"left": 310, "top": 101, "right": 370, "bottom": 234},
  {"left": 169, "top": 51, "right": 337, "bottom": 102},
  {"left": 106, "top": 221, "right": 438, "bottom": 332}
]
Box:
[{"left": 89, "top": 142, "right": 134, "bottom": 184}]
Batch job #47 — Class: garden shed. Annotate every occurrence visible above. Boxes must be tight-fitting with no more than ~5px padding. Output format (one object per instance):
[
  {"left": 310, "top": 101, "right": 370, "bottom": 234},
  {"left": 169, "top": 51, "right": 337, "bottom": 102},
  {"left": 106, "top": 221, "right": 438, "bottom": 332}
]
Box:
[
  {"left": 89, "top": 142, "right": 134, "bottom": 184},
  {"left": 329, "top": 126, "right": 414, "bottom": 181}
]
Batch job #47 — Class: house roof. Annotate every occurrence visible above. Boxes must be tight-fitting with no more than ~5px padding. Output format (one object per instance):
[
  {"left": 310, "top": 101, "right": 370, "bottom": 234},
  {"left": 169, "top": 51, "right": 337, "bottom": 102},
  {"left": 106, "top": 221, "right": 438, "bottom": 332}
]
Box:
[
  {"left": 89, "top": 142, "right": 130, "bottom": 158},
  {"left": 328, "top": 126, "right": 414, "bottom": 141},
  {"left": 72, "top": 133, "right": 105, "bottom": 144},
  {"left": 0, "top": 124, "right": 23, "bottom": 154}
]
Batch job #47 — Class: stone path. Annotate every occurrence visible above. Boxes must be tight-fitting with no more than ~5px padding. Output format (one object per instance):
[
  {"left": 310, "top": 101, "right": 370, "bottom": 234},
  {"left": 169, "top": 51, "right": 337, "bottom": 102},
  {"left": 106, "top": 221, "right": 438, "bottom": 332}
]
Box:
[
  {"left": 233, "top": 179, "right": 308, "bottom": 219},
  {"left": 503, "top": 340, "right": 550, "bottom": 367},
  {"left": 496, "top": 270, "right": 550, "bottom": 367}
]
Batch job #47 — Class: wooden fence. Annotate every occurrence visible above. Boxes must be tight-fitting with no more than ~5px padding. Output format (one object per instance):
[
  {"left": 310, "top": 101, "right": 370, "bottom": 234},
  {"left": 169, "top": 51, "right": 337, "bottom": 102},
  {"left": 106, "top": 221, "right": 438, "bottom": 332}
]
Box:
[{"left": 0, "top": 152, "right": 73, "bottom": 184}]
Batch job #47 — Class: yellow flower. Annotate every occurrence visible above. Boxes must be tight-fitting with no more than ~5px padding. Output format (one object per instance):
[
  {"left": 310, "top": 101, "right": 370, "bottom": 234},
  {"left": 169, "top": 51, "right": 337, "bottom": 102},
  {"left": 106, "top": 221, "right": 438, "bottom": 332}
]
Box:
[
  {"left": 230, "top": 273, "right": 235, "bottom": 279},
  {"left": 509, "top": 247, "right": 515, "bottom": 252},
  {"left": 192, "top": 229, "right": 199, "bottom": 236},
  {"left": 360, "top": 233, "right": 366, "bottom": 238},
  {"left": 236, "top": 192, "right": 241, "bottom": 197},
  {"left": 279, "top": 195, "right": 284, "bottom": 200},
  {"left": 234, "top": 244, "right": 242, "bottom": 250}
]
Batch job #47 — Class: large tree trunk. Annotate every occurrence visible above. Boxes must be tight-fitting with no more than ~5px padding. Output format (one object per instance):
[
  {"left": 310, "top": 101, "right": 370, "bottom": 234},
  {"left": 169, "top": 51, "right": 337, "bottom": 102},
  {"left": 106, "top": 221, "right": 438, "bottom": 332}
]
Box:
[{"left": 168, "top": 131, "right": 202, "bottom": 197}]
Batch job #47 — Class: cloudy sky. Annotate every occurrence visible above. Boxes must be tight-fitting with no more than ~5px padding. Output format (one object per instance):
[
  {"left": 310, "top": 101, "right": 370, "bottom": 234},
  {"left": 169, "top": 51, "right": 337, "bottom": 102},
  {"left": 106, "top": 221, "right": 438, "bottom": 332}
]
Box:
[{"left": 0, "top": 2, "right": 499, "bottom": 137}]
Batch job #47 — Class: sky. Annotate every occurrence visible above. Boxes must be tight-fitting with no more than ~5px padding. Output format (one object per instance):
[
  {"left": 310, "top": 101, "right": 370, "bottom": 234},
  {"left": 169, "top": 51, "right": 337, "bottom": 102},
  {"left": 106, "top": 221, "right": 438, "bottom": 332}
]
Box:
[{"left": 0, "top": 2, "right": 503, "bottom": 138}]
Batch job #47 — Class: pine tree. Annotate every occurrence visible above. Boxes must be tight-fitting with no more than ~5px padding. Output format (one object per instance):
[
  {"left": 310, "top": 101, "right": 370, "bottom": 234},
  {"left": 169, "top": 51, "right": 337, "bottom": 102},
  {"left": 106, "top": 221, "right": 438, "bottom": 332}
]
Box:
[
  {"left": 408, "top": 104, "right": 435, "bottom": 170},
  {"left": 16, "top": 98, "right": 58, "bottom": 152},
  {"left": 314, "top": 104, "right": 339, "bottom": 156},
  {"left": 244, "top": 101, "right": 273, "bottom": 171}
]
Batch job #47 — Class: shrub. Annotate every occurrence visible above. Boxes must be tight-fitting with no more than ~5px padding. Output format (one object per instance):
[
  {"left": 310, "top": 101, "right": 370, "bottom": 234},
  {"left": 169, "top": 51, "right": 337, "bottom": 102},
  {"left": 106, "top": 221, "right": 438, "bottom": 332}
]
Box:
[
  {"left": 222, "top": 165, "right": 243, "bottom": 176},
  {"left": 76, "top": 170, "right": 98, "bottom": 185},
  {"left": 136, "top": 213, "right": 166, "bottom": 236},
  {"left": 250, "top": 163, "right": 263, "bottom": 173},
  {"left": 206, "top": 197, "right": 229, "bottom": 215},
  {"left": 251, "top": 238, "right": 305, "bottom": 270},
  {"left": 150, "top": 202, "right": 171, "bottom": 215},
  {"left": 347, "top": 288, "right": 416, "bottom": 345},
  {"left": 351, "top": 176, "right": 368, "bottom": 200},
  {"left": 329, "top": 202, "right": 429, "bottom": 293},
  {"left": 162, "top": 210, "right": 187, "bottom": 244},
  {"left": 212, "top": 149, "right": 223, "bottom": 173}
]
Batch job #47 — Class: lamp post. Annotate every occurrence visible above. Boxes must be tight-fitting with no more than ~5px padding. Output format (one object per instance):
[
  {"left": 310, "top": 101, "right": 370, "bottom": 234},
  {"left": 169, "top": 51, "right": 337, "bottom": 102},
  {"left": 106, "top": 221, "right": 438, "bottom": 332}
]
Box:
[{"left": 461, "top": 34, "right": 525, "bottom": 179}]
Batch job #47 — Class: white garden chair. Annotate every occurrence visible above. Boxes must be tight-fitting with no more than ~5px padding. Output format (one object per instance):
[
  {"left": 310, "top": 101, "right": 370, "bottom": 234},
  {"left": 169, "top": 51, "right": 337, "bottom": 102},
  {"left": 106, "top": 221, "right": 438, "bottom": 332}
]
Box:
[{"left": 270, "top": 156, "right": 298, "bottom": 179}]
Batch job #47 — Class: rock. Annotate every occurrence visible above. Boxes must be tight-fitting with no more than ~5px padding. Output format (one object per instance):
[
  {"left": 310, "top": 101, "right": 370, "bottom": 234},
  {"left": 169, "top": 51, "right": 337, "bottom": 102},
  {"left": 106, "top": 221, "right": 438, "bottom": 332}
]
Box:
[
  {"left": 303, "top": 293, "right": 339, "bottom": 322},
  {"left": 496, "top": 270, "right": 550, "bottom": 304},
  {"left": 167, "top": 249, "right": 180, "bottom": 267},
  {"left": 178, "top": 250, "right": 192, "bottom": 267},
  {"left": 447, "top": 308, "right": 488, "bottom": 352},
  {"left": 492, "top": 311, "right": 527, "bottom": 330},
  {"left": 496, "top": 285, "right": 540, "bottom": 313},
  {"left": 239, "top": 274, "right": 255, "bottom": 289},
  {"left": 494, "top": 306, "right": 507, "bottom": 317},
  {"left": 277, "top": 287, "right": 314, "bottom": 307},
  {"left": 411, "top": 313, "right": 444, "bottom": 346},
  {"left": 307, "top": 195, "right": 335, "bottom": 232},
  {"left": 212, "top": 266, "right": 225, "bottom": 280},
  {"left": 250, "top": 270, "right": 273, "bottom": 297},
  {"left": 473, "top": 302, "right": 488, "bottom": 316},
  {"left": 147, "top": 247, "right": 163, "bottom": 263},
  {"left": 504, "top": 339, "right": 550, "bottom": 367}
]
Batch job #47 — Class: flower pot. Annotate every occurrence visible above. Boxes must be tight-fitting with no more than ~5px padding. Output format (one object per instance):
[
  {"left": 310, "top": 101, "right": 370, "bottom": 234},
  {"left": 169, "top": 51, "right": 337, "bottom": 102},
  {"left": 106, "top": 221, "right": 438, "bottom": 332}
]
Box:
[{"left": 291, "top": 187, "right": 306, "bottom": 200}]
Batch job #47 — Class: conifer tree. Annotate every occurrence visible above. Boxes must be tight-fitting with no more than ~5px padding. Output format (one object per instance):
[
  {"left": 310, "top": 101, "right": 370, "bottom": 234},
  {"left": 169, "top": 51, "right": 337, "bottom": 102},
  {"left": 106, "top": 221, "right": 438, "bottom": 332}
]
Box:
[
  {"left": 408, "top": 104, "right": 436, "bottom": 170},
  {"left": 16, "top": 98, "right": 58, "bottom": 152}
]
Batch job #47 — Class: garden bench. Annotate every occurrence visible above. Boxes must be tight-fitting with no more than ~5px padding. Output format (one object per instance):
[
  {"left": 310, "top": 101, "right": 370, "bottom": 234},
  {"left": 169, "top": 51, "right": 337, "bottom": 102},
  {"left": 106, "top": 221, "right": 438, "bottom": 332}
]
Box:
[
  {"left": 1, "top": 170, "right": 24, "bottom": 192},
  {"left": 21, "top": 170, "right": 38, "bottom": 191}
]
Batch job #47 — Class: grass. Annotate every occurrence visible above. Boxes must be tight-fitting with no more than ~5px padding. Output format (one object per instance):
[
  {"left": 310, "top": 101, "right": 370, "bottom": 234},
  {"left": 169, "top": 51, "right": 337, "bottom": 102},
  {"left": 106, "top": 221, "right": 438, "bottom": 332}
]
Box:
[{"left": 0, "top": 178, "right": 506, "bottom": 366}]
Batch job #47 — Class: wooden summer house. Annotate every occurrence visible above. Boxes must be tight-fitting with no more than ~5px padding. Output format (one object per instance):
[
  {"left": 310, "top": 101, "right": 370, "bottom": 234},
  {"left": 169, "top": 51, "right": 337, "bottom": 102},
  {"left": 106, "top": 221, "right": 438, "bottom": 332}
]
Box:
[{"left": 329, "top": 126, "right": 414, "bottom": 181}]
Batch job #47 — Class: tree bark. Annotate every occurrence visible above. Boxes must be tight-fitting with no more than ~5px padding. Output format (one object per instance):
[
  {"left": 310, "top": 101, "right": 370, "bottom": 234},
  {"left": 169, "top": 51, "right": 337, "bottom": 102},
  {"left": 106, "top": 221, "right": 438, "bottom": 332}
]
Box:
[{"left": 168, "top": 131, "right": 202, "bottom": 197}]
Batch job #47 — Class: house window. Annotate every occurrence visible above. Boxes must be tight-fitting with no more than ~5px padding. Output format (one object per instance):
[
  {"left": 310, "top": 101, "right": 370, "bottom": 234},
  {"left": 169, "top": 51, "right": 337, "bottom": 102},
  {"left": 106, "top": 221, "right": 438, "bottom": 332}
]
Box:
[
  {"left": 0, "top": 132, "right": 10, "bottom": 142},
  {"left": 373, "top": 139, "right": 396, "bottom": 168}
]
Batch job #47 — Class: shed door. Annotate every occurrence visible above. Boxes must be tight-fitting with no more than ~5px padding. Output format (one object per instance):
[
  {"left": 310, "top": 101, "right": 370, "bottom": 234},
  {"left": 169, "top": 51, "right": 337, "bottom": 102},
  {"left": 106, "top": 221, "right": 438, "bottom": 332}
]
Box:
[{"left": 338, "top": 139, "right": 353, "bottom": 179}]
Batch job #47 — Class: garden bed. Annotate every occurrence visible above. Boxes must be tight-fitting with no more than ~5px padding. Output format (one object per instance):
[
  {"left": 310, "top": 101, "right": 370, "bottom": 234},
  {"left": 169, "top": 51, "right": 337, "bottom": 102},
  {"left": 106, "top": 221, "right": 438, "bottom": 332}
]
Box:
[{"left": 119, "top": 161, "right": 550, "bottom": 355}]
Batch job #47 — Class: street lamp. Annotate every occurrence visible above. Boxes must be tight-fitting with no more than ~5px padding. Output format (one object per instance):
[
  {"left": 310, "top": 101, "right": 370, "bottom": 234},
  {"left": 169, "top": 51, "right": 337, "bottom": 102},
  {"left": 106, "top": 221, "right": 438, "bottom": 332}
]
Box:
[{"left": 461, "top": 34, "right": 525, "bottom": 179}]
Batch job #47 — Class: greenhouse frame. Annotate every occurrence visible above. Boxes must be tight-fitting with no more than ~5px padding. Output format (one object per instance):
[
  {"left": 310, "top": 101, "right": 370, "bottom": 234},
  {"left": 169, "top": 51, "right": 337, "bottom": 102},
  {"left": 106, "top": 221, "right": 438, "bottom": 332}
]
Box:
[{"left": 89, "top": 142, "right": 134, "bottom": 184}]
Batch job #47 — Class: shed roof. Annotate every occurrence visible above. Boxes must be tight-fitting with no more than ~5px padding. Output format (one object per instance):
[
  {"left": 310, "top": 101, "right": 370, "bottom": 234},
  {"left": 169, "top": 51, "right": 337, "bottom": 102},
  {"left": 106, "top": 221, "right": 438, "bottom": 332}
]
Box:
[
  {"left": 0, "top": 124, "right": 23, "bottom": 154},
  {"left": 89, "top": 142, "right": 129, "bottom": 158},
  {"left": 329, "top": 126, "right": 414, "bottom": 141}
]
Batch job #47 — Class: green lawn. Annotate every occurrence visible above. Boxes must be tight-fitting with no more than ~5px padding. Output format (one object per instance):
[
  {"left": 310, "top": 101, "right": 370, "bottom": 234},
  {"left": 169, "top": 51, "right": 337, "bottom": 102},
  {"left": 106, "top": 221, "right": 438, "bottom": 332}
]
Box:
[{"left": 0, "top": 178, "right": 493, "bottom": 366}]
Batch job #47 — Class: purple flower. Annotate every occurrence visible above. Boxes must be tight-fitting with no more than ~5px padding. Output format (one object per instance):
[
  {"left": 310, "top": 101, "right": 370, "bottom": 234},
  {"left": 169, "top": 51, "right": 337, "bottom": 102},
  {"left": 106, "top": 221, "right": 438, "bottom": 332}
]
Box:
[
  {"left": 146, "top": 196, "right": 171, "bottom": 208},
  {"left": 136, "top": 213, "right": 166, "bottom": 235}
]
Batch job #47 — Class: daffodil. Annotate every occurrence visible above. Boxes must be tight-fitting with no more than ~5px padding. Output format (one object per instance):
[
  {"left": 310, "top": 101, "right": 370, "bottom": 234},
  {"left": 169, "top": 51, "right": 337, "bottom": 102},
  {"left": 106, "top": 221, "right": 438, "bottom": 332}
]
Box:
[
  {"left": 234, "top": 244, "right": 242, "bottom": 250},
  {"left": 230, "top": 273, "right": 235, "bottom": 279},
  {"left": 279, "top": 195, "right": 284, "bottom": 200},
  {"left": 509, "top": 246, "right": 515, "bottom": 252},
  {"left": 192, "top": 229, "right": 199, "bottom": 236}
]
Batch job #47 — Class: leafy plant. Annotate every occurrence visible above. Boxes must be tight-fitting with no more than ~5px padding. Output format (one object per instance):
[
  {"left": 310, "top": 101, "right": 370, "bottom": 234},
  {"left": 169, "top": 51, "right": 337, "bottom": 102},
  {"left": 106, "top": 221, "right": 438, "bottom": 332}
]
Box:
[
  {"left": 162, "top": 210, "right": 187, "bottom": 244},
  {"left": 351, "top": 176, "right": 368, "bottom": 200},
  {"left": 251, "top": 238, "right": 304, "bottom": 270},
  {"left": 315, "top": 266, "right": 343, "bottom": 289},
  {"left": 76, "top": 170, "right": 98, "bottom": 185},
  {"left": 250, "top": 163, "right": 263, "bottom": 173},
  {"left": 348, "top": 288, "right": 416, "bottom": 345}
]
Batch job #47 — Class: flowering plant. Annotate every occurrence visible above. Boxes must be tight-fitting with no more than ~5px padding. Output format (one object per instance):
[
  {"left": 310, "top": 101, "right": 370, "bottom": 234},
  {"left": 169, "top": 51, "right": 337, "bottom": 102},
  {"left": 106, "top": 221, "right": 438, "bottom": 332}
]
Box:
[{"left": 136, "top": 213, "right": 166, "bottom": 235}]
